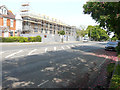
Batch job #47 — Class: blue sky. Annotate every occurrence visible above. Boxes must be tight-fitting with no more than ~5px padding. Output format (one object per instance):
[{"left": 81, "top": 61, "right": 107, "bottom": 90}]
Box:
[{"left": 0, "top": 0, "right": 98, "bottom": 28}]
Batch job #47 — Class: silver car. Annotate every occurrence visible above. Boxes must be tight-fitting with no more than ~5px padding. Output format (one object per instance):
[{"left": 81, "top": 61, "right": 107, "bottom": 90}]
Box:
[{"left": 105, "top": 41, "right": 118, "bottom": 51}]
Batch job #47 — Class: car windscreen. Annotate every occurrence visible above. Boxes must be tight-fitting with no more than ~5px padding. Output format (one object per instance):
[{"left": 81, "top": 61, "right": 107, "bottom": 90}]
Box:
[{"left": 107, "top": 42, "right": 117, "bottom": 45}]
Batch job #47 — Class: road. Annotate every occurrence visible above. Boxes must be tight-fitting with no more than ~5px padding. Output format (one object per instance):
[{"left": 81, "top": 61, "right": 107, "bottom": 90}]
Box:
[{"left": 1, "top": 41, "right": 109, "bottom": 88}]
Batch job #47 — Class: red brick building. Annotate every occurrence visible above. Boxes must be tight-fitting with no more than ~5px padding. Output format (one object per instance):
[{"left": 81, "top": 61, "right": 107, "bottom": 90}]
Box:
[{"left": 0, "top": 5, "right": 16, "bottom": 37}]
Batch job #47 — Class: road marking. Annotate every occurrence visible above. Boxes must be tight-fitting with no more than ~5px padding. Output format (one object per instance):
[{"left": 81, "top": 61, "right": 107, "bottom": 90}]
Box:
[
  {"left": 45, "top": 48, "right": 48, "bottom": 53},
  {"left": 11, "top": 55, "right": 25, "bottom": 58},
  {"left": 28, "top": 49, "right": 37, "bottom": 55},
  {"left": 54, "top": 47, "right": 56, "bottom": 51},
  {"left": 98, "top": 59, "right": 106, "bottom": 68},
  {"left": 61, "top": 46, "right": 64, "bottom": 50},
  {"left": 66, "top": 45, "right": 70, "bottom": 49},
  {"left": 38, "top": 80, "right": 49, "bottom": 87},
  {"left": 0, "top": 52, "right": 4, "bottom": 54},
  {"left": 71, "top": 45, "right": 74, "bottom": 47},
  {"left": 5, "top": 50, "right": 23, "bottom": 58}
]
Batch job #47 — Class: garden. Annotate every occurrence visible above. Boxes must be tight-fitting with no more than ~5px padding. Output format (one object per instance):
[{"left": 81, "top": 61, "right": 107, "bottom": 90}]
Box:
[{"left": 0, "top": 36, "right": 42, "bottom": 42}]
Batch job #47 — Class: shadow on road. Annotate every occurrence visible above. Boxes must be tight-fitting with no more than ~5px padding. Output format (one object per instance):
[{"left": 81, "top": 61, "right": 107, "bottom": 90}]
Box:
[{"left": 2, "top": 43, "right": 117, "bottom": 89}]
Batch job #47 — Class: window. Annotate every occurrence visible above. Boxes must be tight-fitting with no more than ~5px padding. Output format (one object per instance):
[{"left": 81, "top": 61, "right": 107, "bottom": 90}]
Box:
[
  {"left": 10, "top": 31, "right": 13, "bottom": 36},
  {"left": 3, "top": 18, "right": 7, "bottom": 26},
  {"left": 10, "top": 19, "right": 14, "bottom": 27},
  {"left": 41, "top": 28, "right": 43, "bottom": 33},
  {"left": 45, "top": 29, "right": 47, "bottom": 33},
  {"left": 34, "top": 28, "right": 38, "bottom": 32},
  {"left": 50, "top": 30, "right": 52, "bottom": 34}
]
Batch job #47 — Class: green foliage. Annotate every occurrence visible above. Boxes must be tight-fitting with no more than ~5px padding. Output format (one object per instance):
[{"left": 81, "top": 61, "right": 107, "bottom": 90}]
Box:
[
  {"left": 35, "top": 36, "right": 42, "bottom": 42},
  {"left": 76, "top": 30, "right": 86, "bottom": 37},
  {"left": 110, "top": 64, "right": 120, "bottom": 88},
  {"left": 107, "top": 63, "right": 115, "bottom": 76},
  {"left": 116, "top": 42, "right": 120, "bottom": 55},
  {"left": 111, "top": 34, "right": 118, "bottom": 41},
  {"left": 1, "top": 36, "right": 42, "bottom": 42},
  {"left": 86, "top": 25, "right": 109, "bottom": 41},
  {"left": 76, "top": 25, "right": 87, "bottom": 37},
  {"left": 83, "top": 2, "right": 120, "bottom": 37},
  {"left": 58, "top": 30, "right": 65, "bottom": 35},
  {"left": 28, "top": 37, "right": 36, "bottom": 42}
]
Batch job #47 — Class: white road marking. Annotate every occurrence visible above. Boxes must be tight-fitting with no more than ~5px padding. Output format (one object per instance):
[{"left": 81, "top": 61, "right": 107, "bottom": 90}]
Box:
[
  {"left": 0, "top": 52, "right": 4, "bottom": 55},
  {"left": 98, "top": 59, "right": 106, "bottom": 68},
  {"left": 11, "top": 55, "right": 25, "bottom": 58},
  {"left": 54, "top": 47, "right": 56, "bottom": 51},
  {"left": 66, "top": 45, "right": 70, "bottom": 49},
  {"left": 45, "top": 48, "right": 48, "bottom": 53},
  {"left": 5, "top": 50, "right": 23, "bottom": 58},
  {"left": 28, "top": 49, "right": 37, "bottom": 55},
  {"left": 71, "top": 45, "right": 74, "bottom": 47},
  {"left": 38, "top": 80, "right": 49, "bottom": 87},
  {"left": 73, "top": 45, "right": 76, "bottom": 47},
  {"left": 61, "top": 46, "right": 64, "bottom": 50}
]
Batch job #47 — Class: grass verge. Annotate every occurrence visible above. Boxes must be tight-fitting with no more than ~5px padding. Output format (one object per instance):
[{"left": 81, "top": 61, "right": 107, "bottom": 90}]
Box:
[{"left": 110, "top": 64, "right": 120, "bottom": 88}]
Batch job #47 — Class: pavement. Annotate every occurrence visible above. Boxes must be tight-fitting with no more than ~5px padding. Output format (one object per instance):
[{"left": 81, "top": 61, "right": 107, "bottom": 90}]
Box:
[{"left": 1, "top": 41, "right": 117, "bottom": 88}]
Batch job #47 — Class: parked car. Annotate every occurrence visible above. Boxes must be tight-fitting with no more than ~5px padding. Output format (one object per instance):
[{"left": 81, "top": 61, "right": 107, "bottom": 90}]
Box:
[
  {"left": 105, "top": 41, "right": 118, "bottom": 51},
  {"left": 83, "top": 38, "right": 88, "bottom": 42},
  {"left": 116, "top": 40, "right": 120, "bottom": 43}
]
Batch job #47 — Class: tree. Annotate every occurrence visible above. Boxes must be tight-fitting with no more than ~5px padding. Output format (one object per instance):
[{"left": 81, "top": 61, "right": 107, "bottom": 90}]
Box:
[
  {"left": 86, "top": 25, "right": 109, "bottom": 41},
  {"left": 76, "top": 25, "right": 87, "bottom": 40},
  {"left": 76, "top": 29, "right": 86, "bottom": 37},
  {"left": 58, "top": 30, "right": 65, "bottom": 43},
  {"left": 83, "top": 2, "right": 120, "bottom": 38}
]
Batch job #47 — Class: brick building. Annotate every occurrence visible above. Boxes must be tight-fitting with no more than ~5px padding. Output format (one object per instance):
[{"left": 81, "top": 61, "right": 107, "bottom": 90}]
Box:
[{"left": 0, "top": 5, "right": 16, "bottom": 37}]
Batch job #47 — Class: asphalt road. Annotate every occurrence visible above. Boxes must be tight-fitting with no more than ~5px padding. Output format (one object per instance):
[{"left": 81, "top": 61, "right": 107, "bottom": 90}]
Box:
[{"left": 2, "top": 42, "right": 108, "bottom": 88}]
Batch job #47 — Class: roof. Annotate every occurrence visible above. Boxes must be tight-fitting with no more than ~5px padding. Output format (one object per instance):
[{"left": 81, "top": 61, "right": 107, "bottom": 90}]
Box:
[{"left": 0, "top": 5, "right": 15, "bottom": 19}]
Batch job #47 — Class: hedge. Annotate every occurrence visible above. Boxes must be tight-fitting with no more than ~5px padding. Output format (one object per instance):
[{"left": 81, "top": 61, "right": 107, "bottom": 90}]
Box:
[
  {"left": 110, "top": 64, "right": 120, "bottom": 88},
  {"left": 0, "top": 36, "right": 42, "bottom": 42}
]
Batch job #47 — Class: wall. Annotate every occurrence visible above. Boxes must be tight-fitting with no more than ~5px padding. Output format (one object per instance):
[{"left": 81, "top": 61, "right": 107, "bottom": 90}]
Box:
[{"left": 20, "top": 33, "right": 77, "bottom": 43}]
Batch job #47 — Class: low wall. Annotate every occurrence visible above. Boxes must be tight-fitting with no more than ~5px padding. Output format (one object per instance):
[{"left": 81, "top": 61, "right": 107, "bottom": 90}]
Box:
[{"left": 20, "top": 34, "right": 77, "bottom": 43}]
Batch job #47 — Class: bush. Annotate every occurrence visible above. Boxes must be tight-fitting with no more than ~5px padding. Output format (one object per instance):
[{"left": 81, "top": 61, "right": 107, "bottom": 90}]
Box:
[
  {"left": 107, "top": 63, "right": 115, "bottom": 76},
  {"left": 28, "top": 37, "right": 36, "bottom": 42},
  {"left": 35, "top": 36, "right": 41, "bottom": 42},
  {"left": 116, "top": 42, "right": 120, "bottom": 55},
  {"left": 110, "top": 65, "right": 120, "bottom": 88},
  {"left": 1, "top": 36, "right": 42, "bottom": 42},
  {"left": 18, "top": 37, "right": 26, "bottom": 42}
]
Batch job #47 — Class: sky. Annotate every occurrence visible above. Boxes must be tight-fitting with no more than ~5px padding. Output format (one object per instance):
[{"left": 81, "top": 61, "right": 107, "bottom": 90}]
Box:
[{"left": 0, "top": 0, "right": 99, "bottom": 28}]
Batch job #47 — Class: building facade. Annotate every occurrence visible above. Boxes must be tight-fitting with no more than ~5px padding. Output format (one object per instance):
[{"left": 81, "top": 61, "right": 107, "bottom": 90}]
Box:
[
  {"left": 0, "top": 5, "right": 16, "bottom": 37},
  {"left": 20, "top": 2, "right": 76, "bottom": 42},
  {"left": 15, "top": 13, "right": 23, "bottom": 36}
]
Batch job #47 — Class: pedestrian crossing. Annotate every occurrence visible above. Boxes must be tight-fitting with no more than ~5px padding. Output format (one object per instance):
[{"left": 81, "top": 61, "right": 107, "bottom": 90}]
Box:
[{"left": 1, "top": 44, "right": 95, "bottom": 60}]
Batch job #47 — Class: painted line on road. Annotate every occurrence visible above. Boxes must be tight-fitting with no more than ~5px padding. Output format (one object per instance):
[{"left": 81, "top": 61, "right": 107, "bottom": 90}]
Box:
[
  {"left": 28, "top": 49, "right": 37, "bottom": 55},
  {"left": 98, "top": 59, "right": 106, "bottom": 68},
  {"left": 45, "top": 48, "right": 48, "bottom": 53},
  {"left": 5, "top": 50, "right": 23, "bottom": 58},
  {"left": 0, "top": 52, "right": 4, "bottom": 54},
  {"left": 71, "top": 45, "right": 74, "bottom": 47},
  {"left": 11, "top": 55, "right": 25, "bottom": 58},
  {"left": 61, "top": 46, "right": 64, "bottom": 50},
  {"left": 38, "top": 80, "right": 49, "bottom": 87},
  {"left": 66, "top": 45, "right": 70, "bottom": 49},
  {"left": 54, "top": 47, "right": 57, "bottom": 51}
]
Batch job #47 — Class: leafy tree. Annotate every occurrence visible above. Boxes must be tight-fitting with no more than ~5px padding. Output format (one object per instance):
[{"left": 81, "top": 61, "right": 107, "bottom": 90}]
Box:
[
  {"left": 83, "top": 2, "right": 120, "bottom": 38},
  {"left": 58, "top": 30, "right": 65, "bottom": 35},
  {"left": 86, "top": 25, "right": 109, "bottom": 41},
  {"left": 76, "top": 29, "right": 86, "bottom": 37},
  {"left": 76, "top": 25, "right": 87, "bottom": 39},
  {"left": 58, "top": 30, "right": 65, "bottom": 43}
]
